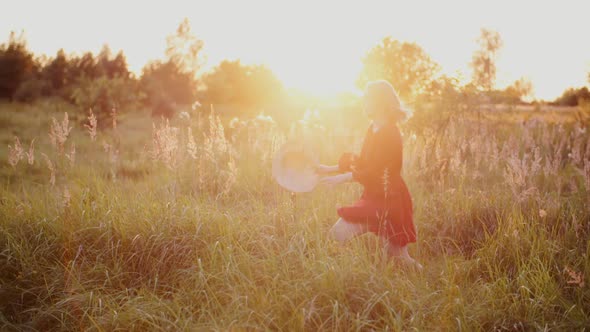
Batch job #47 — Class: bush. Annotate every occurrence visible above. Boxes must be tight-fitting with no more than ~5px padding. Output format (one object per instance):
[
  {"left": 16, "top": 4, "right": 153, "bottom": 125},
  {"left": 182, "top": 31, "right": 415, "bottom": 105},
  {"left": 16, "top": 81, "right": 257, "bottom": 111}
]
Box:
[
  {"left": 13, "top": 78, "right": 52, "bottom": 102},
  {"left": 552, "top": 87, "right": 590, "bottom": 106},
  {"left": 140, "top": 60, "right": 198, "bottom": 117},
  {"left": 70, "top": 76, "right": 143, "bottom": 126},
  {"left": 0, "top": 32, "right": 36, "bottom": 101},
  {"left": 201, "top": 60, "right": 284, "bottom": 111}
]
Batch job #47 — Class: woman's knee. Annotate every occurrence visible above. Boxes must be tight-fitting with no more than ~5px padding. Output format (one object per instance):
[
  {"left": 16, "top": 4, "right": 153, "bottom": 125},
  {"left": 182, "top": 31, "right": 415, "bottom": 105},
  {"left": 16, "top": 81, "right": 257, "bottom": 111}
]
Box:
[{"left": 329, "top": 218, "right": 365, "bottom": 243}]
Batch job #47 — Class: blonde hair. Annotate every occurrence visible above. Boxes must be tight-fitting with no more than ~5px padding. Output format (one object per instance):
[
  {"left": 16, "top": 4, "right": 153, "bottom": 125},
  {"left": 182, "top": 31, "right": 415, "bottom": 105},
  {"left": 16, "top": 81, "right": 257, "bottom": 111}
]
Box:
[{"left": 365, "top": 80, "right": 407, "bottom": 122}]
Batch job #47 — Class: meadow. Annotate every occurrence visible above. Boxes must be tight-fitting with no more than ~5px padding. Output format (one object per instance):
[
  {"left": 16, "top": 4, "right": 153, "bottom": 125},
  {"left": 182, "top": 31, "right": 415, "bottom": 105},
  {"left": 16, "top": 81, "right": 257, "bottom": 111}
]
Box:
[{"left": 0, "top": 99, "right": 589, "bottom": 331}]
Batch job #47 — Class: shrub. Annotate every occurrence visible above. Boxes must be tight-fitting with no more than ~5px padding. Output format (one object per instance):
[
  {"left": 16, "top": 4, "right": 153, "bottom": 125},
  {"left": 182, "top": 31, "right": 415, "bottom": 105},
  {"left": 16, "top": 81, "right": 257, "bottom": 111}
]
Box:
[{"left": 70, "top": 76, "right": 143, "bottom": 126}]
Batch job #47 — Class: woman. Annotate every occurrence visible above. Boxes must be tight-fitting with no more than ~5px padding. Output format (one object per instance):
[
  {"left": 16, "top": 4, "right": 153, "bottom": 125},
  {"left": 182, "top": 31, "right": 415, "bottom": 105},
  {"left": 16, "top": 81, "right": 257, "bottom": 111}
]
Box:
[{"left": 317, "top": 80, "right": 420, "bottom": 268}]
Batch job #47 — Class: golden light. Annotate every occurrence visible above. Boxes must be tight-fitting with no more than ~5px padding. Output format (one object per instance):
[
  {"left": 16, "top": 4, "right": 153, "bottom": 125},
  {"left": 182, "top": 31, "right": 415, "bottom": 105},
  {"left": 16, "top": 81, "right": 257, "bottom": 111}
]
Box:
[{"left": 2, "top": 0, "right": 588, "bottom": 100}]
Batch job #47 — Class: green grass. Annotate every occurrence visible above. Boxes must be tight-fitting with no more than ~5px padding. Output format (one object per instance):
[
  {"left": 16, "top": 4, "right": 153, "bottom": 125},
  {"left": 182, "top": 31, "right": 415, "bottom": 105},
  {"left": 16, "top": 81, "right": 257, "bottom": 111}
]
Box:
[{"left": 0, "top": 101, "right": 589, "bottom": 331}]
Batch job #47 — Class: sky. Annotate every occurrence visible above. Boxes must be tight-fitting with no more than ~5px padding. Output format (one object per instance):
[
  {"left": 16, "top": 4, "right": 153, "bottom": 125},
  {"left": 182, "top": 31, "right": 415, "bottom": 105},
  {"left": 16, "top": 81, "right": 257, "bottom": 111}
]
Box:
[{"left": 1, "top": 0, "right": 589, "bottom": 100}]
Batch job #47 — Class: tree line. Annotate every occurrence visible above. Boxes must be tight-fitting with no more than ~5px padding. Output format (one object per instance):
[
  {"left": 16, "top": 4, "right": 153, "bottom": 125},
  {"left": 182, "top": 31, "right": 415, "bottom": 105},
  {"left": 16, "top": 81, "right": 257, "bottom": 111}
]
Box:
[
  {"left": 0, "top": 19, "right": 284, "bottom": 122},
  {"left": 1, "top": 21, "right": 588, "bottom": 122}
]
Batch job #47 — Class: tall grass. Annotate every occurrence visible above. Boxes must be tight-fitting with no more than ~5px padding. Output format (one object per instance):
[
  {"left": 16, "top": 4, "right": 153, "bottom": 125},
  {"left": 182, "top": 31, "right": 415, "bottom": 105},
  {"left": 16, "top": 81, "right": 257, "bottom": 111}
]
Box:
[{"left": 0, "top": 102, "right": 589, "bottom": 330}]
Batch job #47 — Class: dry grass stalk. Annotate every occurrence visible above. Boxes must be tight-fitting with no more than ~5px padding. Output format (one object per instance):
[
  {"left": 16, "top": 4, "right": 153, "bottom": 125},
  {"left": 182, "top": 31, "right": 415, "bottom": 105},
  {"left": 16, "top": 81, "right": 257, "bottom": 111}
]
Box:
[
  {"left": 41, "top": 153, "right": 56, "bottom": 186},
  {"left": 61, "top": 185, "right": 71, "bottom": 210},
  {"left": 584, "top": 155, "right": 590, "bottom": 204},
  {"left": 66, "top": 143, "right": 76, "bottom": 167},
  {"left": 150, "top": 120, "right": 179, "bottom": 169},
  {"left": 84, "top": 109, "right": 97, "bottom": 141},
  {"left": 111, "top": 108, "right": 118, "bottom": 130},
  {"left": 8, "top": 136, "right": 24, "bottom": 168},
  {"left": 26, "top": 139, "right": 35, "bottom": 165},
  {"left": 205, "top": 107, "right": 228, "bottom": 158},
  {"left": 187, "top": 127, "right": 198, "bottom": 160},
  {"left": 102, "top": 142, "right": 119, "bottom": 177},
  {"left": 49, "top": 112, "right": 72, "bottom": 154},
  {"left": 220, "top": 156, "right": 238, "bottom": 197}
]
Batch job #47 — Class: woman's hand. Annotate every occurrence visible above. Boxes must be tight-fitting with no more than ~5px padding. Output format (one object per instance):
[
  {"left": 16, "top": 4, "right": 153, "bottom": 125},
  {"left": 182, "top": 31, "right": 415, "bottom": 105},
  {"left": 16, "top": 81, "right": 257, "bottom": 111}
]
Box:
[
  {"left": 319, "top": 172, "right": 353, "bottom": 187},
  {"left": 315, "top": 164, "right": 339, "bottom": 175}
]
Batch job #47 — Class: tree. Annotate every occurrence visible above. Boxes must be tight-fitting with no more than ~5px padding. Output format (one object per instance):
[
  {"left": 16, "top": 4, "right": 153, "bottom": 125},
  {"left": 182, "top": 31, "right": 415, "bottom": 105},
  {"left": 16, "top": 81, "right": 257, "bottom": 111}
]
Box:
[
  {"left": 552, "top": 87, "right": 590, "bottom": 106},
  {"left": 201, "top": 60, "right": 244, "bottom": 104},
  {"left": 165, "top": 18, "right": 204, "bottom": 75},
  {"left": 0, "top": 31, "right": 36, "bottom": 100},
  {"left": 69, "top": 52, "right": 100, "bottom": 81},
  {"left": 141, "top": 60, "right": 197, "bottom": 107},
  {"left": 140, "top": 18, "right": 204, "bottom": 115},
  {"left": 96, "top": 45, "right": 130, "bottom": 79},
  {"left": 244, "top": 64, "right": 283, "bottom": 107},
  {"left": 502, "top": 78, "right": 533, "bottom": 103},
  {"left": 67, "top": 47, "right": 138, "bottom": 121},
  {"left": 357, "top": 37, "right": 440, "bottom": 100},
  {"left": 470, "top": 28, "right": 503, "bottom": 92},
  {"left": 201, "top": 59, "right": 283, "bottom": 110},
  {"left": 71, "top": 76, "right": 142, "bottom": 126},
  {"left": 109, "top": 52, "right": 130, "bottom": 78},
  {"left": 43, "top": 49, "right": 69, "bottom": 91}
]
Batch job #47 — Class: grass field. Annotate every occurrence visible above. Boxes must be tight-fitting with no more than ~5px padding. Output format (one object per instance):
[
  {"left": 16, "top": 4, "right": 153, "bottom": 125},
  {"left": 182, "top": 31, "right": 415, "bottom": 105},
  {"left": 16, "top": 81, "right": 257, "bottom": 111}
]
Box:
[{"left": 1, "top": 100, "right": 589, "bottom": 331}]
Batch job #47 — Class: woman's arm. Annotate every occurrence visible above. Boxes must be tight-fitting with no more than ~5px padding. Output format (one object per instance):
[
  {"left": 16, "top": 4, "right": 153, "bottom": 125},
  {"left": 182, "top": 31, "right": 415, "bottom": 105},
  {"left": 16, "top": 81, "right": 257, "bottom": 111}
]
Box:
[
  {"left": 315, "top": 151, "right": 359, "bottom": 175},
  {"left": 315, "top": 164, "right": 340, "bottom": 174},
  {"left": 319, "top": 172, "right": 353, "bottom": 186}
]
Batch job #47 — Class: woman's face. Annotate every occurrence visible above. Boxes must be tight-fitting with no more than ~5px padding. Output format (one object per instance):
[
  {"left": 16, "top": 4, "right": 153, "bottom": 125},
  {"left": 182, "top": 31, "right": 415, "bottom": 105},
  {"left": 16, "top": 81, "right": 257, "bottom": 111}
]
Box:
[{"left": 363, "top": 89, "right": 381, "bottom": 119}]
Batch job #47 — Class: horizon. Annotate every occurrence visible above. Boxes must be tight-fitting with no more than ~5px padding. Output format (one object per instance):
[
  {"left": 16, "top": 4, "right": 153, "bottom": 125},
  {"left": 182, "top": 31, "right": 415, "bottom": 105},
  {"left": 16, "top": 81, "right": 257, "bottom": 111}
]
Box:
[{"left": 2, "top": 0, "right": 589, "bottom": 100}]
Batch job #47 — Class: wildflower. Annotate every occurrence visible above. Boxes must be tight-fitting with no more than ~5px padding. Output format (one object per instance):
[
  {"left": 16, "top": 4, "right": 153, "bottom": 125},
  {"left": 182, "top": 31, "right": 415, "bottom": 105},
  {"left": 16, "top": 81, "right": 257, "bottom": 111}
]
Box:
[
  {"left": 564, "top": 266, "right": 585, "bottom": 287},
  {"left": 539, "top": 209, "right": 547, "bottom": 218},
  {"left": 229, "top": 117, "right": 241, "bottom": 129},
  {"left": 255, "top": 113, "right": 275, "bottom": 124},
  {"left": 179, "top": 111, "right": 190, "bottom": 122}
]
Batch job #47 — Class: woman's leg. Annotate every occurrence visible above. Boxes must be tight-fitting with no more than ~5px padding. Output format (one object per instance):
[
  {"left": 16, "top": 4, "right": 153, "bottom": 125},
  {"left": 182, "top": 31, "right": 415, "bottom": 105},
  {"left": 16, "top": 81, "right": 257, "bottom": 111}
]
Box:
[{"left": 329, "top": 218, "right": 368, "bottom": 243}]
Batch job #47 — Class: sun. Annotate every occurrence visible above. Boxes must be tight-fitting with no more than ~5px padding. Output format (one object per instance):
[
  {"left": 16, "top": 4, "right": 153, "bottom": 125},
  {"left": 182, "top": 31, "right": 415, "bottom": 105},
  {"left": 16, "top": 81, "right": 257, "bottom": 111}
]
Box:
[
  {"left": 279, "top": 66, "right": 360, "bottom": 97},
  {"left": 270, "top": 54, "right": 363, "bottom": 97}
]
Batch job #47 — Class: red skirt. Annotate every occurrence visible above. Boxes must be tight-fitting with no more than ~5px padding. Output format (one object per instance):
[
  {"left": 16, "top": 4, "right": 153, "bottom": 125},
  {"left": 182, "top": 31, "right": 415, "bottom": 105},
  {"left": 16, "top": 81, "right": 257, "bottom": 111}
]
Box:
[{"left": 337, "top": 180, "right": 416, "bottom": 246}]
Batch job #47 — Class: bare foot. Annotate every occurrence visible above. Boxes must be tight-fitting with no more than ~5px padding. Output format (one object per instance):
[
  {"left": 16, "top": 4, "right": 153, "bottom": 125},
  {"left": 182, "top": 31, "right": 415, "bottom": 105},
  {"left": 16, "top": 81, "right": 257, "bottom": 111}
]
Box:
[{"left": 398, "top": 256, "right": 423, "bottom": 271}]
